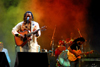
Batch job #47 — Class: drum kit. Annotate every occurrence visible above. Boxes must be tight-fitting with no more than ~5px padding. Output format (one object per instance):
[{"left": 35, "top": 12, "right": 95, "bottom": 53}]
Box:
[
  {"left": 49, "top": 27, "right": 83, "bottom": 67},
  {"left": 58, "top": 49, "right": 70, "bottom": 67},
  {"left": 55, "top": 39, "right": 72, "bottom": 67}
]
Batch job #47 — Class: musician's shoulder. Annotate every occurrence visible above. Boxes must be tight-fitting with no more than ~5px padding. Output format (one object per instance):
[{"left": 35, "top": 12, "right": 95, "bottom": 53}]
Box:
[
  {"left": 32, "top": 21, "right": 39, "bottom": 26},
  {"left": 32, "top": 21, "right": 37, "bottom": 23},
  {"left": 2, "top": 48, "right": 8, "bottom": 52},
  {"left": 17, "top": 21, "right": 24, "bottom": 24},
  {"left": 15, "top": 21, "right": 24, "bottom": 26}
]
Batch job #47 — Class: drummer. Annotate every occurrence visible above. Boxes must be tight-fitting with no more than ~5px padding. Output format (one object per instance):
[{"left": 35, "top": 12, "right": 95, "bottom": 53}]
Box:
[
  {"left": 55, "top": 40, "right": 66, "bottom": 67},
  {"left": 55, "top": 40, "right": 66, "bottom": 59},
  {"left": 66, "top": 38, "right": 74, "bottom": 47}
]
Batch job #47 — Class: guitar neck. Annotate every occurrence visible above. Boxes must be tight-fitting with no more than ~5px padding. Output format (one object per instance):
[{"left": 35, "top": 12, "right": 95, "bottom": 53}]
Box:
[
  {"left": 26, "top": 29, "right": 40, "bottom": 37},
  {"left": 80, "top": 51, "right": 92, "bottom": 55},
  {"left": 80, "top": 52, "right": 87, "bottom": 55},
  {"left": 26, "top": 26, "right": 46, "bottom": 37}
]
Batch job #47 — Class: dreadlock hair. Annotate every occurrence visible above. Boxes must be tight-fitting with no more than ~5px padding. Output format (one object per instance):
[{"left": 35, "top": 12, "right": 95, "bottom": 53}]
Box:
[
  {"left": 23, "top": 11, "right": 34, "bottom": 20},
  {"left": 73, "top": 37, "right": 85, "bottom": 43}
]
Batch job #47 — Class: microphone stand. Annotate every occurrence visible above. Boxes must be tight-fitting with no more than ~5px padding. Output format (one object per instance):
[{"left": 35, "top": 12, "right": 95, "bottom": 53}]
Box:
[{"left": 50, "top": 25, "right": 56, "bottom": 56}]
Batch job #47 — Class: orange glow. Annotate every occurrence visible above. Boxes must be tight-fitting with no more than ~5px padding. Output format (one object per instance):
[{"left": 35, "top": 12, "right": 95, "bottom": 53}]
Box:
[{"left": 24, "top": 0, "right": 91, "bottom": 49}]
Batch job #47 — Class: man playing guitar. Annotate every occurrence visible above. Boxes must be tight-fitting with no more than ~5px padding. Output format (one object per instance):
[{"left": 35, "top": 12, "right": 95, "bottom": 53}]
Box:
[
  {"left": 12, "top": 11, "right": 41, "bottom": 52},
  {"left": 67, "top": 37, "right": 85, "bottom": 67}
]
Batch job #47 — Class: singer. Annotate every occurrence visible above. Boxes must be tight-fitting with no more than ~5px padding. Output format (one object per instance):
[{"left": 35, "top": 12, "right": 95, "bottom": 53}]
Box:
[{"left": 12, "top": 11, "right": 41, "bottom": 52}]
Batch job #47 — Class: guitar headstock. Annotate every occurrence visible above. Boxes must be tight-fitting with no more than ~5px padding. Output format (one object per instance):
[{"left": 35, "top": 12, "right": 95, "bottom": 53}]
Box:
[
  {"left": 86, "top": 50, "right": 94, "bottom": 54},
  {"left": 85, "top": 50, "right": 94, "bottom": 55},
  {"left": 89, "top": 50, "right": 94, "bottom": 54},
  {"left": 41, "top": 26, "right": 47, "bottom": 31}
]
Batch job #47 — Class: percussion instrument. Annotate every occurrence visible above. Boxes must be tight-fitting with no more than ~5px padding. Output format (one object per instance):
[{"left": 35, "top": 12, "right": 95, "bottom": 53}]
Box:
[
  {"left": 58, "top": 49, "right": 70, "bottom": 67},
  {"left": 55, "top": 46, "right": 66, "bottom": 58}
]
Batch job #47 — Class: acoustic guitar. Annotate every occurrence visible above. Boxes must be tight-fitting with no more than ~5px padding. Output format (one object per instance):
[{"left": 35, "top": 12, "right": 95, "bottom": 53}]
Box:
[
  {"left": 67, "top": 50, "right": 94, "bottom": 61},
  {"left": 14, "top": 26, "right": 46, "bottom": 47}
]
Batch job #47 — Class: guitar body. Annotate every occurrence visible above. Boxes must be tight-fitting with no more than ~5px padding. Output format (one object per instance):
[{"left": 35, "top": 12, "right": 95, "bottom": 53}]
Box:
[
  {"left": 67, "top": 50, "right": 82, "bottom": 61},
  {"left": 67, "top": 49, "right": 94, "bottom": 61},
  {"left": 14, "top": 26, "right": 47, "bottom": 47},
  {"left": 14, "top": 30, "right": 29, "bottom": 47}
]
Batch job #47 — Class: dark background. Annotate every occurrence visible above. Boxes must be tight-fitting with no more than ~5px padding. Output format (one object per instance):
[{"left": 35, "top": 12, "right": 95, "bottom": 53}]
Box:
[
  {"left": 88, "top": 0, "right": 100, "bottom": 52},
  {"left": 0, "top": 0, "right": 100, "bottom": 67}
]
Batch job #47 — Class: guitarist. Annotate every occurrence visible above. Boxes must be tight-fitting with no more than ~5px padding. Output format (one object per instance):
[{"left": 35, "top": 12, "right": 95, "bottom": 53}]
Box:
[
  {"left": 12, "top": 11, "right": 41, "bottom": 52},
  {"left": 67, "top": 37, "right": 85, "bottom": 67}
]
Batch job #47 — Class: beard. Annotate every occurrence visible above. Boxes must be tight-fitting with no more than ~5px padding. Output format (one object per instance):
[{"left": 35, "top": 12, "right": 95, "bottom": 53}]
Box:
[{"left": 24, "top": 19, "right": 31, "bottom": 24}]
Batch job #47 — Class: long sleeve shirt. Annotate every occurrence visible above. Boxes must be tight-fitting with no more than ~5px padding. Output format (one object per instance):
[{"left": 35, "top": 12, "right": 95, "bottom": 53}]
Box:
[{"left": 12, "top": 21, "right": 41, "bottom": 46}]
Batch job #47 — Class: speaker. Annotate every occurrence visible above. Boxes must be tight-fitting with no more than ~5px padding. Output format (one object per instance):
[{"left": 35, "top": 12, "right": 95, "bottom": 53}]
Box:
[
  {"left": 14, "top": 52, "right": 48, "bottom": 67},
  {"left": 80, "top": 58, "right": 100, "bottom": 67},
  {"left": 0, "top": 52, "right": 10, "bottom": 67}
]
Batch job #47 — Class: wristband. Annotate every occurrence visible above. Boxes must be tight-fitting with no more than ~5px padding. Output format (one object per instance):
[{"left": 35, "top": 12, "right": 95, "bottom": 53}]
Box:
[{"left": 18, "top": 34, "right": 20, "bottom": 36}]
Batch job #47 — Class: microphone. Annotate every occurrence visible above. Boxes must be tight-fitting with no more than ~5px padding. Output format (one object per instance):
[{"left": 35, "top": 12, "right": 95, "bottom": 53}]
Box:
[
  {"left": 27, "top": 17, "right": 29, "bottom": 20},
  {"left": 26, "top": 17, "right": 30, "bottom": 23}
]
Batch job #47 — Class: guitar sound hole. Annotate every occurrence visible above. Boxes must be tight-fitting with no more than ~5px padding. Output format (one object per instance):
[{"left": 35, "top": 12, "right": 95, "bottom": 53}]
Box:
[{"left": 23, "top": 37, "right": 27, "bottom": 42}]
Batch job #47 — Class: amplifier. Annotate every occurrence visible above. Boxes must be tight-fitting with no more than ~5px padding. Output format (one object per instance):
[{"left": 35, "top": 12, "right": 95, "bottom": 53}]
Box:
[
  {"left": 81, "top": 58, "right": 100, "bottom": 61},
  {"left": 80, "top": 58, "right": 100, "bottom": 67}
]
